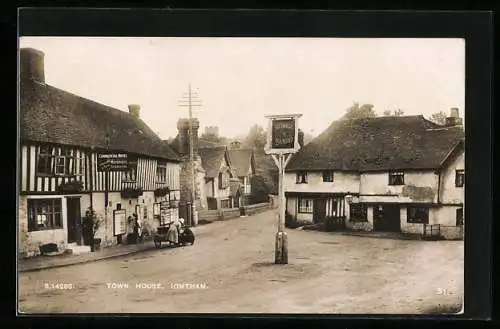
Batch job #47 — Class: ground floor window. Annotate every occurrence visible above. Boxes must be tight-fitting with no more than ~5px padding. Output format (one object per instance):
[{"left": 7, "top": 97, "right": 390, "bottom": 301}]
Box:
[
  {"left": 349, "top": 203, "right": 368, "bottom": 222},
  {"left": 298, "top": 197, "right": 313, "bottom": 213},
  {"left": 406, "top": 206, "right": 429, "bottom": 224},
  {"left": 27, "top": 198, "right": 63, "bottom": 231},
  {"left": 456, "top": 207, "right": 464, "bottom": 226},
  {"left": 220, "top": 199, "right": 230, "bottom": 209}
]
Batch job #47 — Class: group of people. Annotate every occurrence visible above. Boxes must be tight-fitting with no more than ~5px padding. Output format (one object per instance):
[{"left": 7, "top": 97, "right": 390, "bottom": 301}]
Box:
[
  {"left": 166, "top": 217, "right": 185, "bottom": 246},
  {"left": 128, "top": 213, "right": 186, "bottom": 246}
]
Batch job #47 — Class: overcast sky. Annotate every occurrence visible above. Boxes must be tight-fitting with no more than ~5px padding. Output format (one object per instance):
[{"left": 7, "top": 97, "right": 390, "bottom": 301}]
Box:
[{"left": 19, "top": 37, "right": 465, "bottom": 139}]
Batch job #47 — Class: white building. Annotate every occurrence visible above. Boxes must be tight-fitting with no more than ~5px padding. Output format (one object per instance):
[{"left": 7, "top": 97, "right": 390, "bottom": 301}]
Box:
[{"left": 284, "top": 111, "right": 465, "bottom": 240}]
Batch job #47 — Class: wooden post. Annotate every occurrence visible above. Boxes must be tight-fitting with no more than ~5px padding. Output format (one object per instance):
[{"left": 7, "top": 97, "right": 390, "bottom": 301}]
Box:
[{"left": 275, "top": 153, "right": 288, "bottom": 264}]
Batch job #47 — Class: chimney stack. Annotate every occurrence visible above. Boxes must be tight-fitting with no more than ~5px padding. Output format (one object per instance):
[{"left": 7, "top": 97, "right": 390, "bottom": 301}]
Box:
[
  {"left": 177, "top": 118, "right": 200, "bottom": 156},
  {"left": 128, "top": 104, "right": 140, "bottom": 119},
  {"left": 445, "top": 107, "right": 463, "bottom": 126},
  {"left": 20, "top": 48, "right": 45, "bottom": 83}
]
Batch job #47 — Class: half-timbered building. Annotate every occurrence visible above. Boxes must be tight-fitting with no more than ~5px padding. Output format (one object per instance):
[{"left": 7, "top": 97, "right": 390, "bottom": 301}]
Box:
[
  {"left": 284, "top": 111, "right": 465, "bottom": 240},
  {"left": 19, "top": 48, "right": 181, "bottom": 257}
]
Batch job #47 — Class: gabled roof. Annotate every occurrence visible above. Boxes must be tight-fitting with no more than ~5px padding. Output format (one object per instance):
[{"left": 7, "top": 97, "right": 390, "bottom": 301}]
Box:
[
  {"left": 229, "top": 179, "right": 242, "bottom": 197},
  {"left": 286, "top": 115, "right": 465, "bottom": 172},
  {"left": 227, "top": 149, "right": 254, "bottom": 177},
  {"left": 20, "top": 79, "right": 180, "bottom": 162},
  {"left": 198, "top": 146, "right": 229, "bottom": 178}
]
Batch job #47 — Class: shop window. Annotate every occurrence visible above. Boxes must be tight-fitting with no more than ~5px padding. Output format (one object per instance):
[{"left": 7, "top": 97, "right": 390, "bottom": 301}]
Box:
[
  {"left": 27, "top": 198, "right": 63, "bottom": 231},
  {"left": 456, "top": 208, "right": 464, "bottom": 226},
  {"left": 350, "top": 203, "right": 367, "bottom": 222},
  {"left": 389, "top": 171, "right": 405, "bottom": 185},
  {"left": 407, "top": 206, "right": 429, "bottom": 224},
  {"left": 298, "top": 197, "right": 313, "bottom": 213}
]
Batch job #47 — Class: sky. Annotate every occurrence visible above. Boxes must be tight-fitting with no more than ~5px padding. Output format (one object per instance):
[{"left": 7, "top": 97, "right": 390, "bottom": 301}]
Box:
[{"left": 19, "top": 37, "right": 465, "bottom": 140}]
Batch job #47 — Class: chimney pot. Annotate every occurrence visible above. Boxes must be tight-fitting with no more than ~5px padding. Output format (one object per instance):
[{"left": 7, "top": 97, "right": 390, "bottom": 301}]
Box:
[
  {"left": 20, "top": 48, "right": 45, "bottom": 83},
  {"left": 128, "top": 104, "right": 140, "bottom": 119},
  {"left": 445, "top": 108, "right": 463, "bottom": 126}
]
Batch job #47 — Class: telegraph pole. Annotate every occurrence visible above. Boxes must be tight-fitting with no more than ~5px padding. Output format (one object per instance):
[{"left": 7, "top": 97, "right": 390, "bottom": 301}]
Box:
[{"left": 178, "top": 84, "right": 202, "bottom": 226}]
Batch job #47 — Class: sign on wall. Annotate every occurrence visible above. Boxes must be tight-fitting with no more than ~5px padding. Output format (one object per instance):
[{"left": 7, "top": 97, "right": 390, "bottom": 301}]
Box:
[
  {"left": 113, "top": 209, "right": 127, "bottom": 236},
  {"left": 264, "top": 114, "right": 303, "bottom": 154},
  {"left": 97, "top": 152, "right": 129, "bottom": 171}
]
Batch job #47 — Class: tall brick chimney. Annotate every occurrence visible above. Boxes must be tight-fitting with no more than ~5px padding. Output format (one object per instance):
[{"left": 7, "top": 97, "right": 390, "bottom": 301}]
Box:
[
  {"left": 20, "top": 48, "right": 45, "bottom": 83},
  {"left": 128, "top": 104, "right": 140, "bottom": 119},
  {"left": 177, "top": 118, "right": 200, "bottom": 157},
  {"left": 445, "top": 108, "right": 463, "bottom": 127}
]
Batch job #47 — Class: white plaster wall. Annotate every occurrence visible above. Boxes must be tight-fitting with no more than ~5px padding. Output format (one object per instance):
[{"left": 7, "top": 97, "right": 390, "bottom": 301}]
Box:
[
  {"left": 439, "top": 149, "right": 465, "bottom": 204},
  {"left": 284, "top": 171, "right": 360, "bottom": 194},
  {"left": 399, "top": 206, "right": 424, "bottom": 235},
  {"left": 360, "top": 171, "right": 437, "bottom": 199}
]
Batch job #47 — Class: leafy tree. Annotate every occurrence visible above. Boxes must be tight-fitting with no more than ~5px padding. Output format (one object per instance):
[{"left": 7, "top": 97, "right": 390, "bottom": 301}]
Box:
[
  {"left": 383, "top": 109, "right": 405, "bottom": 117},
  {"left": 242, "top": 124, "right": 267, "bottom": 149},
  {"left": 341, "top": 102, "right": 377, "bottom": 121},
  {"left": 429, "top": 111, "right": 447, "bottom": 125}
]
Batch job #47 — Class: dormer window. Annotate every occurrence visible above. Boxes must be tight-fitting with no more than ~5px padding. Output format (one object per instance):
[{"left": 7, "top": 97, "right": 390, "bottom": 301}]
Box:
[
  {"left": 296, "top": 171, "right": 308, "bottom": 184},
  {"left": 388, "top": 171, "right": 404, "bottom": 186},
  {"left": 322, "top": 171, "right": 334, "bottom": 182},
  {"left": 455, "top": 169, "right": 465, "bottom": 187}
]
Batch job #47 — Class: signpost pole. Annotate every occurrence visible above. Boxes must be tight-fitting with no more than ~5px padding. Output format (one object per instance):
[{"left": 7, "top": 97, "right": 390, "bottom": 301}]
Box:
[{"left": 275, "top": 153, "right": 288, "bottom": 264}]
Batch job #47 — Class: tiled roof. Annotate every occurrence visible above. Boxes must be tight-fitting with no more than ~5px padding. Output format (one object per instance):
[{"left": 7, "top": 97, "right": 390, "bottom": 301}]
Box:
[
  {"left": 227, "top": 149, "right": 254, "bottom": 177},
  {"left": 198, "top": 146, "right": 228, "bottom": 178},
  {"left": 229, "top": 179, "right": 242, "bottom": 197},
  {"left": 286, "top": 115, "right": 464, "bottom": 172},
  {"left": 20, "top": 79, "right": 180, "bottom": 162}
]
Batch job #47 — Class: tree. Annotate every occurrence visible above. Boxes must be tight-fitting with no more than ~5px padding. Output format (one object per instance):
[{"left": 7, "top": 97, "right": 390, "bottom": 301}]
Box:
[
  {"left": 383, "top": 109, "right": 405, "bottom": 117},
  {"left": 341, "top": 102, "right": 377, "bottom": 121},
  {"left": 429, "top": 111, "right": 447, "bottom": 125},
  {"left": 242, "top": 124, "right": 267, "bottom": 149}
]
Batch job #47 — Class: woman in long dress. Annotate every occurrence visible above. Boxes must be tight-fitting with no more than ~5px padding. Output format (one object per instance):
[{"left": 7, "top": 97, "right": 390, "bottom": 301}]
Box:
[{"left": 166, "top": 217, "right": 181, "bottom": 246}]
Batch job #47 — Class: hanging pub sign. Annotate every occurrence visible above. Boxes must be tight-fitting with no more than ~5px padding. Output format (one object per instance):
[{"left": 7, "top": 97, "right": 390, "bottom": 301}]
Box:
[
  {"left": 264, "top": 114, "right": 303, "bottom": 154},
  {"left": 97, "top": 152, "right": 129, "bottom": 171},
  {"left": 113, "top": 209, "right": 127, "bottom": 236}
]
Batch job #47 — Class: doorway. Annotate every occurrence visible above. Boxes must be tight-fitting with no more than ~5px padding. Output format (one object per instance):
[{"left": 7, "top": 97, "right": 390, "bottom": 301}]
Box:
[
  {"left": 373, "top": 204, "right": 401, "bottom": 232},
  {"left": 313, "top": 198, "right": 327, "bottom": 223},
  {"left": 66, "top": 197, "right": 82, "bottom": 244}
]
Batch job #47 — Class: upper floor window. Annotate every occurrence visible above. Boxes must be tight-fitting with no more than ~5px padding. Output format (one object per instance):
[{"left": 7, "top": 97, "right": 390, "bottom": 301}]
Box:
[
  {"left": 322, "top": 171, "right": 334, "bottom": 182},
  {"left": 219, "top": 171, "right": 230, "bottom": 189},
  {"left": 296, "top": 172, "right": 308, "bottom": 184},
  {"left": 37, "top": 146, "right": 84, "bottom": 177},
  {"left": 27, "top": 198, "right": 63, "bottom": 232},
  {"left": 388, "top": 171, "right": 405, "bottom": 186},
  {"left": 122, "top": 156, "right": 138, "bottom": 182},
  {"left": 455, "top": 169, "right": 465, "bottom": 187},
  {"left": 407, "top": 206, "right": 429, "bottom": 224},
  {"left": 156, "top": 161, "right": 167, "bottom": 183}
]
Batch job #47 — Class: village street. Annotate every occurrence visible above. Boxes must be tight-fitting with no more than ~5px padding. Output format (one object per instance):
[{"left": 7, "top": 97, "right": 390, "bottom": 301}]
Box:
[{"left": 19, "top": 209, "right": 463, "bottom": 314}]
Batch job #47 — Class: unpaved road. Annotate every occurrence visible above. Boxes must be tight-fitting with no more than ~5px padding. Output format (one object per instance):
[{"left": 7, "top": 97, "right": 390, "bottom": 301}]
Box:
[{"left": 18, "top": 210, "right": 463, "bottom": 314}]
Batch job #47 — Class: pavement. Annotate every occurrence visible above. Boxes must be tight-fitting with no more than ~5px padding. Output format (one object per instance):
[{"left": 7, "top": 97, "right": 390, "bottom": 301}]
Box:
[
  {"left": 19, "top": 223, "right": 212, "bottom": 273},
  {"left": 18, "top": 209, "right": 464, "bottom": 314}
]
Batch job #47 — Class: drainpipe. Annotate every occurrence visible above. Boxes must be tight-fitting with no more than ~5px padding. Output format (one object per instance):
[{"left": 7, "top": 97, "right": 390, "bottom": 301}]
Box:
[{"left": 436, "top": 171, "right": 441, "bottom": 204}]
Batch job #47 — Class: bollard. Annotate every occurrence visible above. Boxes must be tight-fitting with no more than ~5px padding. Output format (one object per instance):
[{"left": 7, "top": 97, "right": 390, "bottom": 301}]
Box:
[{"left": 275, "top": 231, "right": 288, "bottom": 264}]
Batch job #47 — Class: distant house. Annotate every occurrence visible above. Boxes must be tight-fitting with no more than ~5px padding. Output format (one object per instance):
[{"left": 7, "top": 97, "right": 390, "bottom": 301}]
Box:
[
  {"left": 199, "top": 146, "right": 235, "bottom": 210},
  {"left": 227, "top": 146, "right": 256, "bottom": 207},
  {"left": 19, "top": 48, "right": 181, "bottom": 257},
  {"left": 284, "top": 111, "right": 465, "bottom": 240}
]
